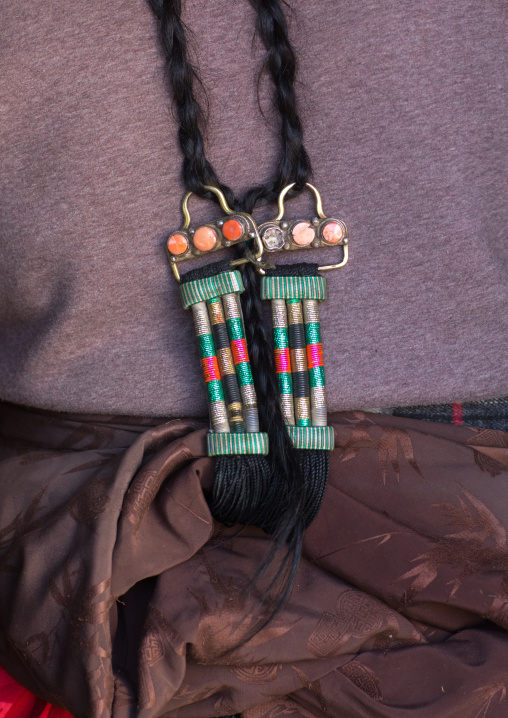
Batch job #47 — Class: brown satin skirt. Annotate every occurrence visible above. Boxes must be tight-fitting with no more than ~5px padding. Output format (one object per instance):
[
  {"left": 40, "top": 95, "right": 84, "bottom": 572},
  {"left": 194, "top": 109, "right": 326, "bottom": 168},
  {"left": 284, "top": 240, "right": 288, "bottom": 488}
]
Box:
[{"left": 1, "top": 402, "right": 508, "bottom": 718}]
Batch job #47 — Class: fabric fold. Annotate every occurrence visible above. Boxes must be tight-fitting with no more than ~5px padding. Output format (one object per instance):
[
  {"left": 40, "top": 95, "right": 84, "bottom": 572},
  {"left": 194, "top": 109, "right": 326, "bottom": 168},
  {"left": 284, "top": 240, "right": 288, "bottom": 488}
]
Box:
[{"left": 1, "top": 403, "right": 508, "bottom": 717}]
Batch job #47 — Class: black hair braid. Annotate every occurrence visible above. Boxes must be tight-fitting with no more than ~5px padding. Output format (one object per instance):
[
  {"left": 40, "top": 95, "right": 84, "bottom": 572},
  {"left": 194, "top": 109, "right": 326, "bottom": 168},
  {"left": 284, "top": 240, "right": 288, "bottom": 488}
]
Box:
[
  {"left": 216, "top": 0, "right": 313, "bottom": 615},
  {"left": 147, "top": 0, "right": 237, "bottom": 207},
  {"left": 241, "top": 0, "right": 311, "bottom": 212}
]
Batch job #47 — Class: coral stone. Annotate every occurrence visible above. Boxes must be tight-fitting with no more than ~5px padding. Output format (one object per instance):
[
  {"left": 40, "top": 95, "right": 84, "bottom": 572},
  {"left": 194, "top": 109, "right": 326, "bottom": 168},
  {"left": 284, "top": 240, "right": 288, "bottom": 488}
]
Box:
[
  {"left": 193, "top": 226, "right": 217, "bottom": 251},
  {"left": 262, "top": 226, "right": 285, "bottom": 250},
  {"left": 167, "top": 233, "right": 188, "bottom": 255},
  {"left": 322, "top": 221, "right": 344, "bottom": 244},
  {"left": 291, "top": 221, "right": 315, "bottom": 246},
  {"left": 222, "top": 218, "right": 244, "bottom": 241}
]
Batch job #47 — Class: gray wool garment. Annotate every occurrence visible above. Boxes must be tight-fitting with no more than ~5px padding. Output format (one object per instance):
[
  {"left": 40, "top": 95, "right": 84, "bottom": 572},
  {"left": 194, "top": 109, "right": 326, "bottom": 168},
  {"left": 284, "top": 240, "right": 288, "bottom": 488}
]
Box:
[{"left": 0, "top": 0, "right": 507, "bottom": 418}]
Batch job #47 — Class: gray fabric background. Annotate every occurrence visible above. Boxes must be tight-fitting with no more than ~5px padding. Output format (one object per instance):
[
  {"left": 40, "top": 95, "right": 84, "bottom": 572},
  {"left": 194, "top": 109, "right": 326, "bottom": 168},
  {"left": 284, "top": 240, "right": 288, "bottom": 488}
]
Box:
[{"left": 0, "top": 0, "right": 506, "bottom": 417}]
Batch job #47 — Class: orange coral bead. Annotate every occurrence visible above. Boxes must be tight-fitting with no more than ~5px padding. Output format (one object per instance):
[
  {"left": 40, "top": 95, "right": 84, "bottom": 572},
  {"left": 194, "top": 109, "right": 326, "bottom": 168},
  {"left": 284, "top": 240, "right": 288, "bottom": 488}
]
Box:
[
  {"left": 193, "top": 226, "right": 217, "bottom": 251},
  {"left": 167, "top": 233, "right": 188, "bottom": 255},
  {"left": 222, "top": 218, "right": 244, "bottom": 241},
  {"left": 291, "top": 221, "right": 315, "bottom": 246},
  {"left": 322, "top": 221, "right": 344, "bottom": 244}
]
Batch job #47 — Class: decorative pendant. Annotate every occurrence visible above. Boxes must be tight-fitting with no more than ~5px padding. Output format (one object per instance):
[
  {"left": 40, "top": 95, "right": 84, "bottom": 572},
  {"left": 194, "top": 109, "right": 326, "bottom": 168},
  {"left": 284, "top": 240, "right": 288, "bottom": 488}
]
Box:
[
  {"left": 167, "top": 187, "right": 268, "bottom": 456},
  {"left": 258, "top": 183, "right": 349, "bottom": 451},
  {"left": 258, "top": 183, "right": 349, "bottom": 269},
  {"left": 166, "top": 183, "right": 349, "bottom": 457},
  {"left": 166, "top": 187, "right": 263, "bottom": 282}
]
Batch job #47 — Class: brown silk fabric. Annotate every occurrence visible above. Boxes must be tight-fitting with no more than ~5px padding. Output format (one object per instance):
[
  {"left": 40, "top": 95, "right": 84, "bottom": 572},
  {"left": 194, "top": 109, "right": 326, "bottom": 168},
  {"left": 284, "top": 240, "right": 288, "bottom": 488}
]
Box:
[
  {"left": 1, "top": 403, "right": 508, "bottom": 718},
  {"left": 1, "top": 1, "right": 507, "bottom": 417}
]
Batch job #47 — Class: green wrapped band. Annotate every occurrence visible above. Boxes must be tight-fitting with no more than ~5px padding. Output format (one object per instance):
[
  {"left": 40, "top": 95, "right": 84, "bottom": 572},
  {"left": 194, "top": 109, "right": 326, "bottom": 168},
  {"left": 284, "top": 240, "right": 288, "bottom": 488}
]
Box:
[
  {"left": 236, "top": 361, "right": 254, "bottom": 386},
  {"left": 197, "top": 333, "right": 215, "bottom": 358},
  {"left": 207, "top": 432, "right": 269, "bottom": 456},
  {"left": 181, "top": 270, "right": 244, "bottom": 309},
  {"left": 273, "top": 326, "right": 289, "bottom": 349},
  {"left": 226, "top": 317, "right": 244, "bottom": 341},
  {"left": 304, "top": 322, "right": 322, "bottom": 345},
  {"left": 261, "top": 275, "right": 327, "bottom": 301},
  {"left": 309, "top": 365, "right": 326, "bottom": 388},
  {"left": 206, "top": 379, "right": 225, "bottom": 404},
  {"left": 287, "top": 425, "right": 335, "bottom": 450},
  {"left": 296, "top": 419, "right": 311, "bottom": 428},
  {"left": 277, "top": 372, "right": 293, "bottom": 395}
]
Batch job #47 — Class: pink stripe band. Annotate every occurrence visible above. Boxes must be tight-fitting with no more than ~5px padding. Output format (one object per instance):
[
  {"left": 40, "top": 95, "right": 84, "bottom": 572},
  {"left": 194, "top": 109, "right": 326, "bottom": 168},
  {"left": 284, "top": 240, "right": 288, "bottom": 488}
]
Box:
[
  {"left": 275, "top": 348, "right": 291, "bottom": 373},
  {"left": 307, "top": 343, "right": 323, "bottom": 369},
  {"left": 202, "top": 356, "right": 221, "bottom": 382},
  {"left": 231, "top": 338, "right": 249, "bottom": 365}
]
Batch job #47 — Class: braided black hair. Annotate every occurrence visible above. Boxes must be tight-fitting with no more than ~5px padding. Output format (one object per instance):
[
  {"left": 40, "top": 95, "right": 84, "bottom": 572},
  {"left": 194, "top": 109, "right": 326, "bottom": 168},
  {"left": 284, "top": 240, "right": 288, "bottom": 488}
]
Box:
[
  {"left": 147, "top": 0, "right": 311, "bottom": 207},
  {"left": 146, "top": 0, "right": 236, "bottom": 205},
  {"left": 242, "top": 0, "right": 311, "bottom": 211}
]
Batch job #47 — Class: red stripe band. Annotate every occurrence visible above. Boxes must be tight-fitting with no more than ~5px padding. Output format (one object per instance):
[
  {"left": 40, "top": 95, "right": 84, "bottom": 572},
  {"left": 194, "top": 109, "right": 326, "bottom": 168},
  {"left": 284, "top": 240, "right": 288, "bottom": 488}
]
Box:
[
  {"left": 275, "top": 348, "right": 291, "bottom": 373},
  {"left": 452, "top": 402, "right": 464, "bottom": 425},
  {"left": 306, "top": 343, "right": 323, "bottom": 369},
  {"left": 201, "top": 355, "right": 221, "bottom": 382},
  {"left": 231, "top": 338, "right": 249, "bottom": 365}
]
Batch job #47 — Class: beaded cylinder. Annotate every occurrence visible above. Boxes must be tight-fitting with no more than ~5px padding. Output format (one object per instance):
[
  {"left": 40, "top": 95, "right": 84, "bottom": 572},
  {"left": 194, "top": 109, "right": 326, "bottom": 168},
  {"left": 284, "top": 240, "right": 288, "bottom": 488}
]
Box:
[
  {"left": 286, "top": 300, "right": 311, "bottom": 427},
  {"left": 191, "top": 301, "right": 230, "bottom": 433},
  {"left": 222, "top": 292, "right": 259, "bottom": 433},
  {"left": 271, "top": 299, "right": 295, "bottom": 425},
  {"left": 178, "top": 268, "right": 267, "bottom": 455},
  {"left": 207, "top": 297, "right": 245, "bottom": 433},
  {"left": 303, "top": 299, "right": 327, "bottom": 426},
  {"left": 261, "top": 271, "right": 333, "bottom": 449}
]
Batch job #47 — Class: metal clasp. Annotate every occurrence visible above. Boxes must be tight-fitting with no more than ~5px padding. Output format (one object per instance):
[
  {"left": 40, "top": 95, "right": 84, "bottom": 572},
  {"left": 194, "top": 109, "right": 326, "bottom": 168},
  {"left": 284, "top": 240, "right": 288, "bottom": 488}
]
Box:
[
  {"left": 257, "top": 182, "right": 349, "bottom": 272},
  {"left": 167, "top": 186, "right": 264, "bottom": 282}
]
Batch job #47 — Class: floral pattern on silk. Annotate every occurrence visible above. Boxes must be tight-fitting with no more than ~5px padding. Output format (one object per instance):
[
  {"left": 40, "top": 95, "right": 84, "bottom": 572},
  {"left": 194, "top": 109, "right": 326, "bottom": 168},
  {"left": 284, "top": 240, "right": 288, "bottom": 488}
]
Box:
[{"left": 0, "top": 404, "right": 508, "bottom": 717}]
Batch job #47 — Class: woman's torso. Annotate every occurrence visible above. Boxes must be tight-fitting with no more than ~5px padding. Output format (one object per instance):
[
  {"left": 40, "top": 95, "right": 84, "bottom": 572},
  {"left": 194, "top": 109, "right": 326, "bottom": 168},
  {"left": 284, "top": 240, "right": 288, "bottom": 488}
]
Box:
[{"left": 0, "top": 0, "right": 507, "bottom": 417}]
